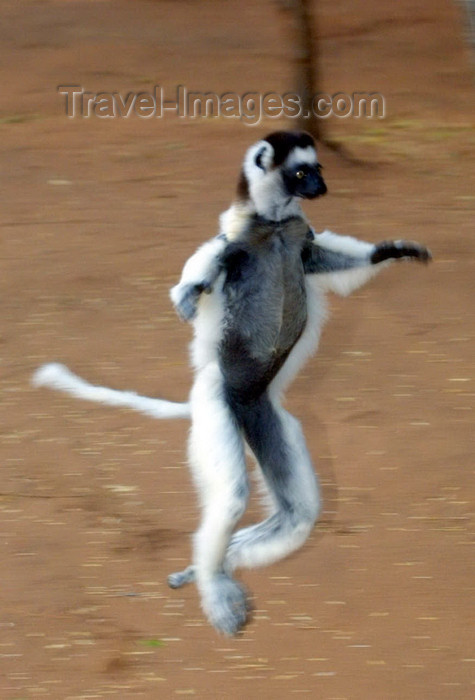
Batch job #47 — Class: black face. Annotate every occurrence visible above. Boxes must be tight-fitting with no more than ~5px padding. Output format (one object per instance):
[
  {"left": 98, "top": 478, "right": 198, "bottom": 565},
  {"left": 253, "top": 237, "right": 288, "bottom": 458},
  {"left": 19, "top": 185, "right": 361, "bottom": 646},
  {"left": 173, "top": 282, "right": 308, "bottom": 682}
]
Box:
[{"left": 283, "top": 163, "right": 327, "bottom": 200}]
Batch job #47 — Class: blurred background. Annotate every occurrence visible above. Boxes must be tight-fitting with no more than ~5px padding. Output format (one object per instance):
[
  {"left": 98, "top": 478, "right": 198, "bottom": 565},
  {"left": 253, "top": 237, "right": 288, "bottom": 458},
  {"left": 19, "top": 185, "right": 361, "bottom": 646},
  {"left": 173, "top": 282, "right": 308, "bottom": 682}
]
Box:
[{"left": 1, "top": 1, "right": 473, "bottom": 698}]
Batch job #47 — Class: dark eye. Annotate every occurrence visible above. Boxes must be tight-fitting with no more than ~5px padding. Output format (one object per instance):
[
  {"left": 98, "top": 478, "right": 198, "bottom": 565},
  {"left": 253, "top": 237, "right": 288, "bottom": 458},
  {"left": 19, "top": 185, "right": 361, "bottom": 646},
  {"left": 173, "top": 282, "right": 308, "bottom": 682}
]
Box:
[{"left": 296, "top": 170, "right": 306, "bottom": 179}]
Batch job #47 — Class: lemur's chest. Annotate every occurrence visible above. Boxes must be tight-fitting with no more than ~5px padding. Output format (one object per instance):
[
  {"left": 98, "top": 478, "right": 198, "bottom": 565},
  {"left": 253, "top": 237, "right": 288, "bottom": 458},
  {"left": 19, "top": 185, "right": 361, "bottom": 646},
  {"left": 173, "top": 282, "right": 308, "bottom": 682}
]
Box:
[{"left": 218, "top": 227, "right": 308, "bottom": 395}]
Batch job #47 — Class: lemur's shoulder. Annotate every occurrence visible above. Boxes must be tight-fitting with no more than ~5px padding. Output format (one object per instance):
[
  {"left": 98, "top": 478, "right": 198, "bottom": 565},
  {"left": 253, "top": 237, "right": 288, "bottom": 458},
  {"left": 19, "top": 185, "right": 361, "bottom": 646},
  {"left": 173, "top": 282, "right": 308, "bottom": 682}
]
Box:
[
  {"left": 219, "top": 203, "right": 314, "bottom": 246},
  {"left": 219, "top": 203, "right": 251, "bottom": 242}
]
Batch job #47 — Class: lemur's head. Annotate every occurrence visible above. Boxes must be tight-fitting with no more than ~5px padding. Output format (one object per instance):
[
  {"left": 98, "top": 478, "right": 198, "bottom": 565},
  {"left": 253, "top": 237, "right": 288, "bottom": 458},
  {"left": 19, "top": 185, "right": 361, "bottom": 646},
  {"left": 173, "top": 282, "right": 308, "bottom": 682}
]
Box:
[{"left": 237, "top": 131, "right": 327, "bottom": 219}]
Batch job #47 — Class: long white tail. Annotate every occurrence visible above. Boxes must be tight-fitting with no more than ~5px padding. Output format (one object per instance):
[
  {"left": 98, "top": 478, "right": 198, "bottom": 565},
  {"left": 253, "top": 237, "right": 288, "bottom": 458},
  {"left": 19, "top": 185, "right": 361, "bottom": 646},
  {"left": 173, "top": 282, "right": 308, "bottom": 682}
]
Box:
[{"left": 32, "top": 363, "right": 191, "bottom": 419}]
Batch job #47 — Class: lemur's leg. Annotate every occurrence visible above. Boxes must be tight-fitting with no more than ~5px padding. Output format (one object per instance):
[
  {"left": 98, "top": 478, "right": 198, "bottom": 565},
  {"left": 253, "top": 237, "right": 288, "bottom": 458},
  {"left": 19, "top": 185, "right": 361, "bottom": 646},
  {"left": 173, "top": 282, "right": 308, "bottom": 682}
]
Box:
[
  {"left": 170, "top": 235, "right": 227, "bottom": 321},
  {"left": 223, "top": 394, "right": 320, "bottom": 572},
  {"left": 168, "top": 394, "right": 319, "bottom": 585},
  {"left": 174, "top": 363, "right": 250, "bottom": 636},
  {"left": 304, "top": 230, "right": 431, "bottom": 296}
]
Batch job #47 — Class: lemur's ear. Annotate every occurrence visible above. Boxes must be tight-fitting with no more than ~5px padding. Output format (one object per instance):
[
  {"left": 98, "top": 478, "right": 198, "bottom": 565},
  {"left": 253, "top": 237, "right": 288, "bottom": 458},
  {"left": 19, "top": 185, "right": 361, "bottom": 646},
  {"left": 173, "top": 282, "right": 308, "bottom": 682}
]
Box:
[
  {"left": 244, "top": 140, "right": 274, "bottom": 178},
  {"left": 254, "top": 146, "right": 267, "bottom": 171}
]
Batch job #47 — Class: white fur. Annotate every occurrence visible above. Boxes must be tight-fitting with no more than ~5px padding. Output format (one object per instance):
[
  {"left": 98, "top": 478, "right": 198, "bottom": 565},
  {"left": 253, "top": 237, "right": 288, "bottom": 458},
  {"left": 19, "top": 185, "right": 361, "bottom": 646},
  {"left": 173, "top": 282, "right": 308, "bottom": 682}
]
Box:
[
  {"left": 32, "top": 363, "right": 190, "bottom": 419},
  {"left": 187, "top": 362, "right": 249, "bottom": 633},
  {"left": 315, "top": 264, "right": 389, "bottom": 296},
  {"left": 188, "top": 370, "right": 239, "bottom": 502},
  {"left": 286, "top": 145, "right": 318, "bottom": 168},
  {"left": 218, "top": 202, "right": 250, "bottom": 241},
  {"left": 250, "top": 167, "right": 300, "bottom": 220},
  {"left": 314, "top": 229, "right": 375, "bottom": 257},
  {"left": 170, "top": 236, "right": 225, "bottom": 305},
  {"left": 312, "top": 229, "right": 390, "bottom": 296},
  {"left": 189, "top": 273, "right": 226, "bottom": 371},
  {"left": 188, "top": 363, "right": 247, "bottom": 561},
  {"left": 243, "top": 140, "right": 274, "bottom": 177}
]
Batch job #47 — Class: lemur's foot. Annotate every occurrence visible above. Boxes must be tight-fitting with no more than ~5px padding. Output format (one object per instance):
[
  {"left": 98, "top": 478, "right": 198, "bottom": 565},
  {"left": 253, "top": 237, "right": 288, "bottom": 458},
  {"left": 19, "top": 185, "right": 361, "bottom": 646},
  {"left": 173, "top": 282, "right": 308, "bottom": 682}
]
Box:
[
  {"left": 372, "top": 240, "right": 432, "bottom": 265},
  {"left": 200, "top": 574, "right": 251, "bottom": 636},
  {"left": 168, "top": 565, "right": 196, "bottom": 589}
]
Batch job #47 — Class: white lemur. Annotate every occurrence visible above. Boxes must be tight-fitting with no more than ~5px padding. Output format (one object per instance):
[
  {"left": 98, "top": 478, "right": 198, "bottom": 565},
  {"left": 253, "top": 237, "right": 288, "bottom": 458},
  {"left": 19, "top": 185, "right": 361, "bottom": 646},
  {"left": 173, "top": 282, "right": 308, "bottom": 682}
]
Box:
[{"left": 33, "top": 131, "right": 431, "bottom": 636}]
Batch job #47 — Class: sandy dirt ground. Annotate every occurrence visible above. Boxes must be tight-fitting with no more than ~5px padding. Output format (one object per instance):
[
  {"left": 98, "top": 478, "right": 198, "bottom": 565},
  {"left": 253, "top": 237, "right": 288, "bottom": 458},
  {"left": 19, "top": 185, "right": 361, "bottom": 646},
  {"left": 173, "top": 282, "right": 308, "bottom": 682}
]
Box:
[{"left": 0, "top": 1, "right": 474, "bottom": 698}]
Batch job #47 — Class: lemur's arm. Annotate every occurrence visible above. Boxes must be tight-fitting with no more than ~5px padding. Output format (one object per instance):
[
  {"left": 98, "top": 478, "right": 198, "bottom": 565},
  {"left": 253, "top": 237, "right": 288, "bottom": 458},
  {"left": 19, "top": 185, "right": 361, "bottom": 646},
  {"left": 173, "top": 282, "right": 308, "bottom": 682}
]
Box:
[
  {"left": 302, "top": 229, "right": 431, "bottom": 296},
  {"left": 170, "top": 235, "right": 227, "bottom": 321}
]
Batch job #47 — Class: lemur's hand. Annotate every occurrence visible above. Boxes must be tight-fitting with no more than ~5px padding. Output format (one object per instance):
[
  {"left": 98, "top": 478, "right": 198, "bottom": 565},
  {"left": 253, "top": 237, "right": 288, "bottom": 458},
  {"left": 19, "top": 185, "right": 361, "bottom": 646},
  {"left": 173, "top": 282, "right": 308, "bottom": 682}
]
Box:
[
  {"left": 371, "top": 240, "right": 432, "bottom": 265},
  {"left": 170, "top": 281, "right": 212, "bottom": 322}
]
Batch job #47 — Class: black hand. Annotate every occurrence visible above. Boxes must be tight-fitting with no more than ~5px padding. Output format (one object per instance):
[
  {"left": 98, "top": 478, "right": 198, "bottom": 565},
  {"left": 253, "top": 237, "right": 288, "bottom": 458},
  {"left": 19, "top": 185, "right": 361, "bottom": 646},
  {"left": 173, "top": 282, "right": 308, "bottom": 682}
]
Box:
[{"left": 371, "top": 240, "right": 432, "bottom": 265}]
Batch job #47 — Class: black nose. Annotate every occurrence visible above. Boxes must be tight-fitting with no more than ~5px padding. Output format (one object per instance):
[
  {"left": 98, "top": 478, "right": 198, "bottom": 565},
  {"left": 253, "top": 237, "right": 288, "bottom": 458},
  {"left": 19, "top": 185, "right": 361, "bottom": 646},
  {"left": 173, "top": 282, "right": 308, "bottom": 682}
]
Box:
[
  {"left": 305, "top": 175, "right": 327, "bottom": 199},
  {"left": 316, "top": 177, "right": 327, "bottom": 196}
]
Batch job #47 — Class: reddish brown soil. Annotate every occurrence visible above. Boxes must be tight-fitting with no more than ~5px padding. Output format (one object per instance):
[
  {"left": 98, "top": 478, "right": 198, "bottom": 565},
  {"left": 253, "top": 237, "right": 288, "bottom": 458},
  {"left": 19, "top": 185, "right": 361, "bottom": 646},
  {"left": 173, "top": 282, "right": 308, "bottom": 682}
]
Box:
[{"left": 1, "top": 1, "right": 473, "bottom": 698}]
